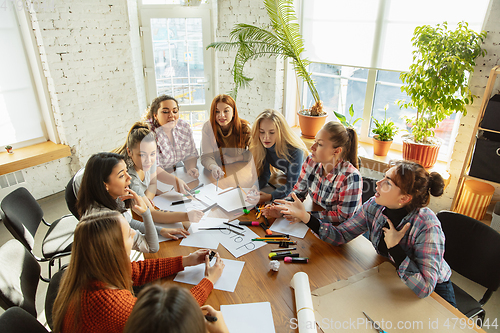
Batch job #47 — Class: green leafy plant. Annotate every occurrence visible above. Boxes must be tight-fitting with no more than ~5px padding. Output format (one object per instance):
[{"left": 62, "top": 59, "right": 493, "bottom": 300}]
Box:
[
  {"left": 334, "top": 104, "right": 362, "bottom": 128},
  {"left": 398, "top": 21, "right": 487, "bottom": 144},
  {"left": 5, "top": 145, "right": 12, "bottom": 150},
  {"left": 371, "top": 105, "right": 398, "bottom": 141},
  {"left": 206, "top": 0, "right": 324, "bottom": 116}
]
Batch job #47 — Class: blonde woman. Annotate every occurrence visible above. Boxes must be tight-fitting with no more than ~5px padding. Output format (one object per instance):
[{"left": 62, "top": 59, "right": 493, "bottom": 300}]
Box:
[{"left": 248, "top": 109, "right": 308, "bottom": 204}]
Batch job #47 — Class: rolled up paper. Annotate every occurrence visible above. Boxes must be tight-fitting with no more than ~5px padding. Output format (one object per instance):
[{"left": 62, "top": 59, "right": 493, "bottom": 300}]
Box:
[{"left": 290, "top": 272, "right": 316, "bottom": 332}]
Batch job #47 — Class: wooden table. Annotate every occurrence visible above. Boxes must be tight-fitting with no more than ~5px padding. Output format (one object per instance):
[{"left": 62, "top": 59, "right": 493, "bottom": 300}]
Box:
[{"left": 146, "top": 160, "right": 484, "bottom": 333}]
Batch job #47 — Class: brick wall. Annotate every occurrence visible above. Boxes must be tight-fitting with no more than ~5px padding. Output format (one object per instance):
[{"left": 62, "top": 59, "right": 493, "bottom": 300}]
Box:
[{"left": 214, "top": 0, "right": 285, "bottom": 121}]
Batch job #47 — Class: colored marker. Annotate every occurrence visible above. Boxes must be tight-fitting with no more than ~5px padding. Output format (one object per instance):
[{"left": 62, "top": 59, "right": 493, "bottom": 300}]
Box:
[
  {"left": 184, "top": 190, "right": 200, "bottom": 196},
  {"left": 208, "top": 250, "right": 216, "bottom": 261},
  {"left": 284, "top": 257, "right": 309, "bottom": 263},
  {"left": 272, "top": 253, "right": 300, "bottom": 260},
  {"left": 264, "top": 240, "right": 297, "bottom": 245},
  {"left": 243, "top": 209, "right": 250, "bottom": 214},
  {"left": 260, "top": 222, "right": 272, "bottom": 235},
  {"left": 252, "top": 238, "right": 289, "bottom": 242},
  {"left": 269, "top": 251, "right": 293, "bottom": 258},
  {"left": 265, "top": 234, "right": 289, "bottom": 238},
  {"left": 239, "top": 221, "right": 259, "bottom": 226}
]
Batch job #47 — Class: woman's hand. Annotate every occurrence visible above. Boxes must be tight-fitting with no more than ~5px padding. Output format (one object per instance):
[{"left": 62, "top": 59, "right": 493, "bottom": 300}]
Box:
[
  {"left": 160, "top": 227, "right": 190, "bottom": 240},
  {"left": 187, "top": 209, "right": 204, "bottom": 223},
  {"left": 262, "top": 203, "right": 283, "bottom": 219},
  {"left": 120, "top": 189, "right": 148, "bottom": 215},
  {"left": 205, "top": 252, "right": 224, "bottom": 284},
  {"left": 201, "top": 305, "right": 229, "bottom": 333},
  {"left": 175, "top": 177, "right": 190, "bottom": 194},
  {"left": 187, "top": 167, "right": 199, "bottom": 179},
  {"left": 211, "top": 166, "right": 225, "bottom": 180},
  {"left": 383, "top": 218, "right": 411, "bottom": 249},
  {"left": 182, "top": 249, "right": 211, "bottom": 267},
  {"left": 275, "top": 193, "right": 309, "bottom": 224}
]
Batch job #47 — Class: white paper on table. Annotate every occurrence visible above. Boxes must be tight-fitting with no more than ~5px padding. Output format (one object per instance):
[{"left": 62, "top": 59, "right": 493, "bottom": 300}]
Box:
[
  {"left": 217, "top": 187, "right": 252, "bottom": 212},
  {"left": 174, "top": 258, "right": 245, "bottom": 292},
  {"left": 195, "top": 183, "right": 222, "bottom": 206},
  {"left": 156, "top": 181, "right": 174, "bottom": 193},
  {"left": 172, "top": 170, "right": 197, "bottom": 184},
  {"left": 155, "top": 222, "right": 186, "bottom": 242},
  {"left": 270, "top": 217, "right": 309, "bottom": 239},
  {"left": 179, "top": 218, "right": 228, "bottom": 249},
  {"left": 221, "top": 302, "right": 275, "bottom": 333},
  {"left": 290, "top": 272, "right": 316, "bottom": 333},
  {"left": 164, "top": 199, "right": 209, "bottom": 213},
  {"left": 218, "top": 222, "right": 267, "bottom": 258},
  {"left": 153, "top": 192, "right": 183, "bottom": 209}
]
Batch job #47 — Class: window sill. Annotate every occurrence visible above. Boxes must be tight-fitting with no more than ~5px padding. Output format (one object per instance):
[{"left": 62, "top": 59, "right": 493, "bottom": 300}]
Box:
[
  {"left": 0, "top": 141, "right": 71, "bottom": 175},
  {"left": 293, "top": 127, "right": 450, "bottom": 188}
]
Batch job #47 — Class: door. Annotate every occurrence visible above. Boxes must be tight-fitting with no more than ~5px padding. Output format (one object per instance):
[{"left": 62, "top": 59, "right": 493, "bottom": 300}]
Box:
[{"left": 140, "top": 5, "right": 213, "bottom": 145}]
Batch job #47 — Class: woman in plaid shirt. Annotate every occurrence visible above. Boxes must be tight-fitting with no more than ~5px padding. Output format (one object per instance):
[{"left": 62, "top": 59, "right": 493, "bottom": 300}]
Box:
[
  {"left": 144, "top": 95, "right": 199, "bottom": 178},
  {"left": 264, "top": 121, "right": 362, "bottom": 225},
  {"left": 276, "top": 160, "right": 456, "bottom": 306}
]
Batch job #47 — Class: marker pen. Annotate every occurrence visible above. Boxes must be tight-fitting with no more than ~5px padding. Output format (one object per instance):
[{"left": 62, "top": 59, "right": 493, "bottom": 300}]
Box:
[
  {"left": 271, "top": 247, "right": 297, "bottom": 252},
  {"left": 239, "top": 221, "right": 260, "bottom": 226},
  {"left": 265, "top": 240, "right": 297, "bottom": 245},
  {"left": 205, "top": 315, "right": 218, "bottom": 322},
  {"left": 272, "top": 253, "right": 300, "bottom": 260},
  {"left": 171, "top": 199, "right": 192, "bottom": 206},
  {"left": 284, "top": 257, "right": 309, "bottom": 263},
  {"left": 269, "top": 251, "right": 293, "bottom": 258},
  {"left": 265, "top": 234, "right": 289, "bottom": 238},
  {"left": 260, "top": 222, "right": 273, "bottom": 235}
]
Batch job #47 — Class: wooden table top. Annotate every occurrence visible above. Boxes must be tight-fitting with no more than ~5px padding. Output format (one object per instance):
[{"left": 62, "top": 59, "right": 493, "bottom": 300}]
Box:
[{"left": 145, "top": 160, "right": 484, "bottom": 333}]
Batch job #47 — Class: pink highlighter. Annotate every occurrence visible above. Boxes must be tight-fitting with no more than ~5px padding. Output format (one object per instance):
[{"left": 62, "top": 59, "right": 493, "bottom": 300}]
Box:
[{"left": 284, "top": 257, "right": 309, "bottom": 263}]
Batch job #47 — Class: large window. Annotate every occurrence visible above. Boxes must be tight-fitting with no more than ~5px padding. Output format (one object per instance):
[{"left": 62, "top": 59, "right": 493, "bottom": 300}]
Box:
[
  {"left": 0, "top": 6, "right": 49, "bottom": 149},
  {"left": 302, "top": 65, "right": 460, "bottom": 160}
]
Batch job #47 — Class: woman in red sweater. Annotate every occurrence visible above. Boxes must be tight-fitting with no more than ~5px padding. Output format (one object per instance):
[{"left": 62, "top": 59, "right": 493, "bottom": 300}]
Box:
[{"left": 52, "top": 211, "right": 224, "bottom": 333}]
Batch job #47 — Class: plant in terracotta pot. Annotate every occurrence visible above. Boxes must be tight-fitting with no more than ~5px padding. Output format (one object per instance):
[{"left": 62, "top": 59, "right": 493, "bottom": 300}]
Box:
[
  {"left": 207, "top": 0, "right": 325, "bottom": 138},
  {"left": 398, "top": 21, "right": 486, "bottom": 168},
  {"left": 371, "top": 105, "right": 398, "bottom": 156},
  {"left": 5, "top": 145, "right": 13, "bottom": 154}
]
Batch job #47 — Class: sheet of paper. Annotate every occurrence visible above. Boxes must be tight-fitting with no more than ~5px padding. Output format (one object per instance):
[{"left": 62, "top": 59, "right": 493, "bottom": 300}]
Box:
[
  {"left": 221, "top": 302, "right": 276, "bottom": 333},
  {"left": 195, "top": 183, "right": 223, "bottom": 206},
  {"left": 156, "top": 181, "right": 174, "bottom": 193},
  {"left": 218, "top": 222, "right": 267, "bottom": 258},
  {"left": 270, "top": 217, "right": 309, "bottom": 238},
  {"left": 179, "top": 217, "right": 229, "bottom": 249},
  {"left": 217, "top": 187, "right": 252, "bottom": 212},
  {"left": 174, "top": 258, "right": 245, "bottom": 292},
  {"left": 153, "top": 192, "right": 183, "bottom": 209}
]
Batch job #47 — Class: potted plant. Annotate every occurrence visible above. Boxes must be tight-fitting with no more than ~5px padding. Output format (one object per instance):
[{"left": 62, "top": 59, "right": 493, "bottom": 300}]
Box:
[
  {"left": 371, "top": 105, "right": 398, "bottom": 156},
  {"left": 398, "top": 21, "right": 487, "bottom": 167},
  {"left": 207, "top": 0, "right": 325, "bottom": 138},
  {"left": 5, "top": 145, "right": 13, "bottom": 154}
]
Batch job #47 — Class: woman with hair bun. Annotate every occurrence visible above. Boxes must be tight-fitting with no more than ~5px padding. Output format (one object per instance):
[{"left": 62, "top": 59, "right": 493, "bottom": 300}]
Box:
[{"left": 275, "top": 160, "right": 456, "bottom": 306}]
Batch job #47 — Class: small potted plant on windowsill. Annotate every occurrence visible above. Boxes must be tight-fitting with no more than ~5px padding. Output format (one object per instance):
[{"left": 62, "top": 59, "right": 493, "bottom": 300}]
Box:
[
  {"left": 5, "top": 145, "right": 13, "bottom": 154},
  {"left": 398, "top": 21, "right": 487, "bottom": 168},
  {"left": 371, "top": 105, "right": 398, "bottom": 156}
]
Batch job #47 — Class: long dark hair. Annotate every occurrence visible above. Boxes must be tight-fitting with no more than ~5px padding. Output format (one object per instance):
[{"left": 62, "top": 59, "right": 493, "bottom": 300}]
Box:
[
  {"left": 144, "top": 95, "right": 179, "bottom": 128},
  {"left": 76, "top": 152, "right": 131, "bottom": 216},
  {"left": 53, "top": 211, "right": 132, "bottom": 333},
  {"left": 124, "top": 285, "right": 205, "bottom": 333}
]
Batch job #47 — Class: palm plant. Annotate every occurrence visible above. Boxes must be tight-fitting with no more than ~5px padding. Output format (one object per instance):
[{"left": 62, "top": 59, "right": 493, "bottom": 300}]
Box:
[{"left": 206, "top": 0, "right": 324, "bottom": 116}]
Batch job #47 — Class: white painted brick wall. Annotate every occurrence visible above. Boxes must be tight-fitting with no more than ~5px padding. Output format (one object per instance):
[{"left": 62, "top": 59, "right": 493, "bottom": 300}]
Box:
[{"left": 215, "top": 0, "right": 284, "bottom": 122}]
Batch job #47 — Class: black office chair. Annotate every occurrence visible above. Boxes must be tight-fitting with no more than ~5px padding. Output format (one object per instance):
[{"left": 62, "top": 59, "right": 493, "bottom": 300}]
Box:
[
  {"left": 0, "top": 239, "right": 41, "bottom": 317},
  {"left": 0, "top": 187, "right": 78, "bottom": 281},
  {"left": 44, "top": 269, "right": 65, "bottom": 330},
  {"left": 362, "top": 177, "right": 378, "bottom": 203},
  {"left": 65, "top": 175, "right": 80, "bottom": 219},
  {"left": 437, "top": 210, "right": 500, "bottom": 326},
  {"left": 0, "top": 307, "right": 49, "bottom": 333}
]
